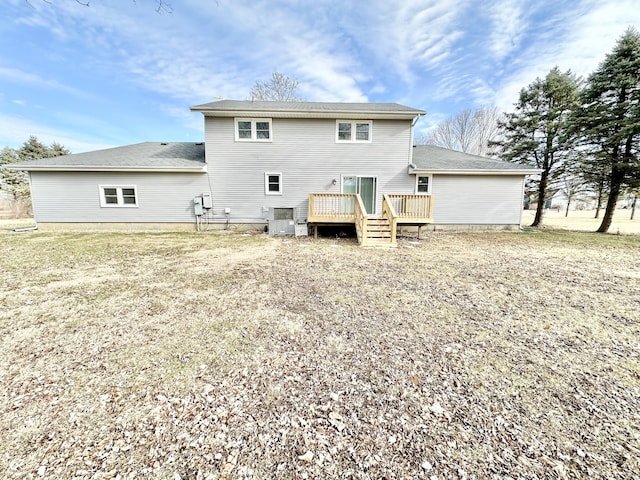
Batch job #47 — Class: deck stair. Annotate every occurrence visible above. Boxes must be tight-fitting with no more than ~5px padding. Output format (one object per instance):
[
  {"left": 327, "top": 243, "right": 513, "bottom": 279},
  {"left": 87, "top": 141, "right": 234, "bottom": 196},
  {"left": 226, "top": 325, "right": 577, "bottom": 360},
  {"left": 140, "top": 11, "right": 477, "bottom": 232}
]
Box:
[
  {"left": 308, "top": 192, "right": 433, "bottom": 248},
  {"left": 362, "top": 216, "right": 396, "bottom": 247}
]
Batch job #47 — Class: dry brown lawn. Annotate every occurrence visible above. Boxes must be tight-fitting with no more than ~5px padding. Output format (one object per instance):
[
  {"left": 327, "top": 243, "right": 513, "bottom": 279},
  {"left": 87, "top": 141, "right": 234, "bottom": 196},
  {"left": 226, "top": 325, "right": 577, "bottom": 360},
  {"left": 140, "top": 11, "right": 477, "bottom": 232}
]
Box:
[
  {"left": 1, "top": 229, "right": 639, "bottom": 479},
  {"left": 522, "top": 208, "right": 640, "bottom": 235}
]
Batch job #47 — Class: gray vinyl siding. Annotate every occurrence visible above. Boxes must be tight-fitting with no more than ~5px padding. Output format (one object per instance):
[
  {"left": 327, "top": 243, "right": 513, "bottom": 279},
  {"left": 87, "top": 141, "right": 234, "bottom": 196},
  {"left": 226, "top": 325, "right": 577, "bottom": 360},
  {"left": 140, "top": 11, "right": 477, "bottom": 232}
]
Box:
[
  {"left": 29, "top": 171, "right": 209, "bottom": 223},
  {"left": 431, "top": 174, "right": 525, "bottom": 225},
  {"left": 204, "top": 117, "right": 415, "bottom": 222}
]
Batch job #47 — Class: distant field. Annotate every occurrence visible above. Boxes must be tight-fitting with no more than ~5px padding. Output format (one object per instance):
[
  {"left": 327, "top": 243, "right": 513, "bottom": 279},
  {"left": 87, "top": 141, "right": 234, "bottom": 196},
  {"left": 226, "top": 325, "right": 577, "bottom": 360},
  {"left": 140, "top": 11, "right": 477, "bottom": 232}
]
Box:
[
  {"left": 1, "top": 229, "right": 639, "bottom": 478},
  {"left": 522, "top": 208, "right": 639, "bottom": 234}
]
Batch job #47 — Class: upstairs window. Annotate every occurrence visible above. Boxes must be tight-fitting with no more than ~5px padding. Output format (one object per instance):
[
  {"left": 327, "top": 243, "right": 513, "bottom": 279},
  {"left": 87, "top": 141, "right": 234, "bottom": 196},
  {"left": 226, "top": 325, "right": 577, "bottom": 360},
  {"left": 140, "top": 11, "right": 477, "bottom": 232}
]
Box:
[
  {"left": 235, "top": 118, "right": 272, "bottom": 142},
  {"left": 100, "top": 186, "right": 138, "bottom": 207},
  {"left": 336, "top": 120, "right": 372, "bottom": 143}
]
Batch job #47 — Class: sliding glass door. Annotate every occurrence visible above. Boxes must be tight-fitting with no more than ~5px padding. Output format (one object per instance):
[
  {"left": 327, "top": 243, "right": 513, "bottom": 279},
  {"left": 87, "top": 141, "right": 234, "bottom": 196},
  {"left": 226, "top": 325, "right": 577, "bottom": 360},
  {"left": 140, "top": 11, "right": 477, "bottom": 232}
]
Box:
[{"left": 342, "top": 175, "right": 377, "bottom": 215}]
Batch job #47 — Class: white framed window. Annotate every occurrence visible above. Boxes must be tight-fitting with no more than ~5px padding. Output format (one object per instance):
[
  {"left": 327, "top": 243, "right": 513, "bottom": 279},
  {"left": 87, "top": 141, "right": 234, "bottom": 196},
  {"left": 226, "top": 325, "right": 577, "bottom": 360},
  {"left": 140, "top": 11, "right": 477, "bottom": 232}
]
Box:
[
  {"left": 415, "top": 175, "right": 432, "bottom": 194},
  {"left": 336, "top": 120, "right": 372, "bottom": 143},
  {"left": 265, "top": 172, "right": 282, "bottom": 195},
  {"left": 99, "top": 185, "right": 138, "bottom": 207},
  {"left": 235, "top": 118, "right": 272, "bottom": 142}
]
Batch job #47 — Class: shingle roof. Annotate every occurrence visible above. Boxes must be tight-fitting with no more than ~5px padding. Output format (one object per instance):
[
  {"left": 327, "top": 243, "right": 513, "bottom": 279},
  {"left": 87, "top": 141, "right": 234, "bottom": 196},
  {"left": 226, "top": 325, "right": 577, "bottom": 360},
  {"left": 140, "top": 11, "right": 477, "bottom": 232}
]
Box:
[
  {"left": 9, "top": 142, "right": 206, "bottom": 172},
  {"left": 190, "top": 100, "right": 425, "bottom": 119},
  {"left": 411, "top": 145, "right": 540, "bottom": 174}
]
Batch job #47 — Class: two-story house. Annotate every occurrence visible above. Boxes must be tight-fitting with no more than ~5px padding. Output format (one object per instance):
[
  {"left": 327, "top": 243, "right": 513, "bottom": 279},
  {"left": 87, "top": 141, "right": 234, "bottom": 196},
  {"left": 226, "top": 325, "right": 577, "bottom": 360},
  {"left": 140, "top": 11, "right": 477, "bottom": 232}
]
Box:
[{"left": 10, "top": 100, "right": 538, "bottom": 245}]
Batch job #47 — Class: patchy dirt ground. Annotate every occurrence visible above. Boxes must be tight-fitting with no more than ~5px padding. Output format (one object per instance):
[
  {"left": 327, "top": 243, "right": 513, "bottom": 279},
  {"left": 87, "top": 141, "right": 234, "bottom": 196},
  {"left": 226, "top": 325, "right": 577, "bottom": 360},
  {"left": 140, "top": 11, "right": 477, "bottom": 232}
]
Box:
[{"left": 1, "top": 230, "right": 639, "bottom": 479}]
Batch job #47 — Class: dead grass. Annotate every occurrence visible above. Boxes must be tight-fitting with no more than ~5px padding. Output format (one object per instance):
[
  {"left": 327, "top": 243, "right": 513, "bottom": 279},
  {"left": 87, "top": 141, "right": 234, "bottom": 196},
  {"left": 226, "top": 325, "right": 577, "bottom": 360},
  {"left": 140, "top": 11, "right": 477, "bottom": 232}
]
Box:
[
  {"left": 522, "top": 208, "right": 640, "bottom": 234},
  {"left": 1, "top": 230, "right": 639, "bottom": 479},
  {"left": 0, "top": 218, "right": 37, "bottom": 232}
]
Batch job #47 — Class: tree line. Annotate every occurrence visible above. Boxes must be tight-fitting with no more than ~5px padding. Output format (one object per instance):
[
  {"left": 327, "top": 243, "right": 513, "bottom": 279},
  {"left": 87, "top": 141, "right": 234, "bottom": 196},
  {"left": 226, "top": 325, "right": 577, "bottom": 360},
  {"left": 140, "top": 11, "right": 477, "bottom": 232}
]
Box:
[
  {"left": 424, "top": 28, "right": 640, "bottom": 233},
  {"left": 0, "top": 136, "right": 69, "bottom": 207}
]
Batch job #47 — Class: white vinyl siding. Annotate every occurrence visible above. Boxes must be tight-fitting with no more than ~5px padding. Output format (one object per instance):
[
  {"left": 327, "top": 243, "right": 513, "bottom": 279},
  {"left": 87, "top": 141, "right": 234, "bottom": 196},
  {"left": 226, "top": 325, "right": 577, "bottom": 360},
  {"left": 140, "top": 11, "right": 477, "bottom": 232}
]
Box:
[
  {"left": 431, "top": 175, "right": 525, "bottom": 225},
  {"left": 29, "top": 172, "right": 209, "bottom": 223},
  {"left": 204, "top": 117, "right": 414, "bottom": 223}
]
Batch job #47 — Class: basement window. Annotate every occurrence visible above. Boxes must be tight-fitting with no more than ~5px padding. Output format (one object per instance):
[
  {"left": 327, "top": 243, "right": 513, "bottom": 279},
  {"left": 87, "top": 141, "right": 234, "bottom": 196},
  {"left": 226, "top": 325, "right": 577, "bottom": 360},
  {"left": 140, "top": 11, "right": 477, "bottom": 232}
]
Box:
[{"left": 99, "top": 185, "right": 138, "bottom": 207}]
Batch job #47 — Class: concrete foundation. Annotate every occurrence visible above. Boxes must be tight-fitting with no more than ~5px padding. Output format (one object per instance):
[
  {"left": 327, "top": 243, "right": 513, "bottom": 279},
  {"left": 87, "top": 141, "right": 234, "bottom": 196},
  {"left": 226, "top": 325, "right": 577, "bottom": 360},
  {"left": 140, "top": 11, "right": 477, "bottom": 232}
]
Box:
[{"left": 35, "top": 222, "right": 267, "bottom": 233}]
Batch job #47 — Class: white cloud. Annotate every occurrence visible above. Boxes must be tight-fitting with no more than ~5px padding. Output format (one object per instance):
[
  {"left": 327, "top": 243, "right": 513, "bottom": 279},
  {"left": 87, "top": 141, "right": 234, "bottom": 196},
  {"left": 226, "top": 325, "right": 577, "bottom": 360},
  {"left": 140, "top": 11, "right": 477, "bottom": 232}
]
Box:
[
  {"left": 374, "top": 0, "right": 468, "bottom": 82},
  {"left": 7, "top": 0, "right": 640, "bottom": 150},
  {"left": 488, "top": 0, "right": 526, "bottom": 60},
  {"left": 487, "top": 0, "right": 640, "bottom": 113},
  {"left": 162, "top": 105, "right": 205, "bottom": 134},
  {"left": 284, "top": 33, "right": 368, "bottom": 102},
  {"left": 0, "top": 114, "right": 115, "bottom": 153},
  {"left": 18, "top": 0, "right": 370, "bottom": 103},
  {"left": 0, "top": 66, "right": 80, "bottom": 95}
]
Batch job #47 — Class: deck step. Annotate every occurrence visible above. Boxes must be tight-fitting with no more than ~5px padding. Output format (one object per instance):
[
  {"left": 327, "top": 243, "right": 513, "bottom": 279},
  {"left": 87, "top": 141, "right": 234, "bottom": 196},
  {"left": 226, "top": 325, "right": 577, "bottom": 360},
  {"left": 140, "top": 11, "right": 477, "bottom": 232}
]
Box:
[{"left": 363, "top": 217, "right": 394, "bottom": 244}]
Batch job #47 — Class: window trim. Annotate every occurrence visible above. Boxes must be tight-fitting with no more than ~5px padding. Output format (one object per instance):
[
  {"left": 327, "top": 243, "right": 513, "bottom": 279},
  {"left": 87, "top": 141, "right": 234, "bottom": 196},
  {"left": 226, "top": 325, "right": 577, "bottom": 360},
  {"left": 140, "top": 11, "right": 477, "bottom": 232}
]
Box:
[
  {"left": 264, "top": 172, "right": 282, "bottom": 195},
  {"left": 99, "top": 185, "right": 139, "bottom": 207},
  {"left": 335, "top": 120, "right": 372, "bottom": 143},
  {"left": 415, "top": 175, "right": 432, "bottom": 195},
  {"left": 235, "top": 118, "right": 273, "bottom": 142}
]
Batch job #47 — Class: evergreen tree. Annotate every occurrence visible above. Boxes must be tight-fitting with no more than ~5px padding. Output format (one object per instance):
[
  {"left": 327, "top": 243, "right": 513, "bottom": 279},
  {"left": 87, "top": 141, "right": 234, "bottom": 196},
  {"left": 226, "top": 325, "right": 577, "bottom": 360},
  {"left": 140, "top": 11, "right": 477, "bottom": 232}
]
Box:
[
  {"left": 0, "top": 136, "right": 71, "bottom": 201},
  {"left": 49, "top": 142, "right": 71, "bottom": 157},
  {"left": 490, "top": 67, "right": 580, "bottom": 227},
  {"left": 576, "top": 149, "right": 611, "bottom": 218},
  {"left": 0, "top": 147, "right": 28, "bottom": 200},
  {"left": 17, "top": 136, "right": 50, "bottom": 162},
  {"left": 569, "top": 28, "right": 640, "bottom": 233}
]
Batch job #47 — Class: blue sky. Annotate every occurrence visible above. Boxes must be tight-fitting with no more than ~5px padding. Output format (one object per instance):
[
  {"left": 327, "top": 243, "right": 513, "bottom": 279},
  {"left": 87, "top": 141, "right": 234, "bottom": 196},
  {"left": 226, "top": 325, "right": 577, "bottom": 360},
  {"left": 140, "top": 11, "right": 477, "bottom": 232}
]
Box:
[{"left": 1, "top": 0, "right": 639, "bottom": 153}]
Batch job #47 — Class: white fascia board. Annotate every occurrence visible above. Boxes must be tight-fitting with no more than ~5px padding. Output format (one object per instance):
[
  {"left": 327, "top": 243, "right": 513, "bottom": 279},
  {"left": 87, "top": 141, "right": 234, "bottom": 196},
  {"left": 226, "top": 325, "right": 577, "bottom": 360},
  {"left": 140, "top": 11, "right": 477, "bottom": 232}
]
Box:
[
  {"left": 196, "top": 110, "right": 423, "bottom": 120},
  {"left": 11, "top": 165, "right": 207, "bottom": 173},
  {"left": 410, "top": 168, "right": 541, "bottom": 176}
]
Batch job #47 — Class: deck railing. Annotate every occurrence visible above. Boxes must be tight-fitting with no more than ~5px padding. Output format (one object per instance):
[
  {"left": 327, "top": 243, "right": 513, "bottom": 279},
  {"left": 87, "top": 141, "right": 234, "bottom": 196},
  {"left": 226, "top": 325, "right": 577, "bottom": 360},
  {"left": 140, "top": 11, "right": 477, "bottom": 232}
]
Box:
[
  {"left": 381, "top": 195, "right": 399, "bottom": 242},
  {"left": 308, "top": 192, "right": 433, "bottom": 225},
  {"left": 384, "top": 194, "right": 433, "bottom": 223},
  {"left": 308, "top": 193, "right": 356, "bottom": 223},
  {"left": 308, "top": 193, "right": 433, "bottom": 244},
  {"left": 353, "top": 193, "right": 368, "bottom": 245}
]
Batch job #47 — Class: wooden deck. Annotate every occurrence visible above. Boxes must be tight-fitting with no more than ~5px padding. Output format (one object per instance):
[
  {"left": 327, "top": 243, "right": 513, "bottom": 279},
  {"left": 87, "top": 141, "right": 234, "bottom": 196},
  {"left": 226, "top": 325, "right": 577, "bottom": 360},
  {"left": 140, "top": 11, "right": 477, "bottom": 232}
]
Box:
[{"left": 308, "top": 193, "right": 433, "bottom": 247}]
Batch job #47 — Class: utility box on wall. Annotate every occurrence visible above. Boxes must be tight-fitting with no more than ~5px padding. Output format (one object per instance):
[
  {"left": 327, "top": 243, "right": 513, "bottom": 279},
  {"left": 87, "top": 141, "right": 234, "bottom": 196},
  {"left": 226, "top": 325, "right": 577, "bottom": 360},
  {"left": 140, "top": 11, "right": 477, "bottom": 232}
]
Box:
[
  {"left": 268, "top": 207, "right": 296, "bottom": 236},
  {"left": 202, "top": 192, "right": 212, "bottom": 209}
]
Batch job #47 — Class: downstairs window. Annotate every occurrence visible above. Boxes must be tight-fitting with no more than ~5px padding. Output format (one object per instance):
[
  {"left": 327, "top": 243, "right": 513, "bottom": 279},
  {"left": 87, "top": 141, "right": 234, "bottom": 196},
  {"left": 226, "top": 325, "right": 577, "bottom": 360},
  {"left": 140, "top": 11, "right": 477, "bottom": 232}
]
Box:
[
  {"left": 265, "top": 172, "right": 282, "bottom": 195},
  {"left": 99, "top": 186, "right": 138, "bottom": 207}
]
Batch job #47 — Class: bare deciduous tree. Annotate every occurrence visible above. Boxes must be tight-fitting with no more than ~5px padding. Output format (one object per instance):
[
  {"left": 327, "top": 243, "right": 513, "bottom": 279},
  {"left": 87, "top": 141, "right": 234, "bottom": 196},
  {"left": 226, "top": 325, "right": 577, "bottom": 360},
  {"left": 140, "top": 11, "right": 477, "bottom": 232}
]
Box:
[
  {"left": 558, "top": 175, "right": 589, "bottom": 217},
  {"left": 249, "top": 72, "right": 302, "bottom": 102},
  {"left": 419, "top": 106, "right": 500, "bottom": 157}
]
